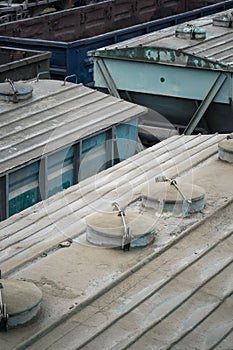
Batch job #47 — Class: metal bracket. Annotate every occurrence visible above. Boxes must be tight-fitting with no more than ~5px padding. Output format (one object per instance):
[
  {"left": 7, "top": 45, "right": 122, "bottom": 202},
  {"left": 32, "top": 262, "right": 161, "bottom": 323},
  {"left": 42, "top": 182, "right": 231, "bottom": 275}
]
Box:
[
  {"left": 0, "top": 270, "right": 8, "bottom": 332},
  {"left": 5, "top": 78, "right": 18, "bottom": 103},
  {"left": 184, "top": 72, "right": 227, "bottom": 135},
  {"left": 112, "top": 202, "right": 131, "bottom": 251},
  {"left": 169, "top": 179, "right": 192, "bottom": 204},
  {"left": 155, "top": 176, "right": 192, "bottom": 204},
  {"left": 96, "top": 58, "right": 120, "bottom": 98}
]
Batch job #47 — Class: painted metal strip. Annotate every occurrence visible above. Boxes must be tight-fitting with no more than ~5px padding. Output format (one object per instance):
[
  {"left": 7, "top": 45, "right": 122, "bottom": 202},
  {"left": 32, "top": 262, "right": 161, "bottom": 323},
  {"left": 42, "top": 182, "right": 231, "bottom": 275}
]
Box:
[
  {"left": 184, "top": 72, "right": 227, "bottom": 135},
  {"left": 96, "top": 58, "right": 121, "bottom": 98}
]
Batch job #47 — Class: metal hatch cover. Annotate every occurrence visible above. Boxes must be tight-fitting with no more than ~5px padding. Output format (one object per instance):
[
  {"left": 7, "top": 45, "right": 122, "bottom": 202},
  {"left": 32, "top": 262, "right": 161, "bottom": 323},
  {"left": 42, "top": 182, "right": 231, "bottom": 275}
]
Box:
[
  {"left": 0, "top": 79, "right": 33, "bottom": 103},
  {"left": 141, "top": 179, "right": 206, "bottom": 216},
  {"left": 86, "top": 210, "right": 156, "bottom": 249},
  {"left": 0, "top": 278, "right": 42, "bottom": 329},
  {"left": 218, "top": 136, "right": 233, "bottom": 163}
]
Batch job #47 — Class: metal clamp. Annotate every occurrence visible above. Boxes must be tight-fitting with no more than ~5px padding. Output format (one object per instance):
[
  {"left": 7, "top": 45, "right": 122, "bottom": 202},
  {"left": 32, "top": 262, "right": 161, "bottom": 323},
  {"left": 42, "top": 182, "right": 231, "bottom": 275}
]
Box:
[
  {"left": 5, "top": 78, "right": 18, "bottom": 103},
  {"left": 0, "top": 270, "right": 8, "bottom": 332},
  {"left": 112, "top": 202, "right": 131, "bottom": 251},
  {"left": 155, "top": 176, "right": 192, "bottom": 204}
]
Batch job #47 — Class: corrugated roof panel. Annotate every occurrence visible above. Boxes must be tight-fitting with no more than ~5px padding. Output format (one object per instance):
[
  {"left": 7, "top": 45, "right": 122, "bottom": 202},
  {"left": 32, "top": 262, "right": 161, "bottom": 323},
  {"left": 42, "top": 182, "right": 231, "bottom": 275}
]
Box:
[
  {"left": 186, "top": 32, "right": 233, "bottom": 65},
  {"left": 0, "top": 133, "right": 232, "bottom": 348},
  {"left": 92, "top": 9, "right": 233, "bottom": 69},
  {"left": 0, "top": 79, "right": 147, "bottom": 175}
]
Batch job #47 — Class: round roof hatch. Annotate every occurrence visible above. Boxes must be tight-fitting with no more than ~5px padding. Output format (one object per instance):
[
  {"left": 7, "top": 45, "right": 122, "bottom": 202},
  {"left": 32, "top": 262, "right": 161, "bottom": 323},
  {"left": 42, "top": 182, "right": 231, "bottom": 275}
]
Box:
[
  {"left": 86, "top": 209, "right": 156, "bottom": 249},
  {"left": 0, "top": 79, "right": 33, "bottom": 103},
  {"left": 0, "top": 278, "right": 42, "bottom": 330},
  {"left": 213, "top": 13, "right": 233, "bottom": 28},
  {"left": 218, "top": 136, "right": 233, "bottom": 163},
  {"left": 175, "top": 25, "right": 206, "bottom": 40},
  {"left": 141, "top": 177, "right": 205, "bottom": 216}
]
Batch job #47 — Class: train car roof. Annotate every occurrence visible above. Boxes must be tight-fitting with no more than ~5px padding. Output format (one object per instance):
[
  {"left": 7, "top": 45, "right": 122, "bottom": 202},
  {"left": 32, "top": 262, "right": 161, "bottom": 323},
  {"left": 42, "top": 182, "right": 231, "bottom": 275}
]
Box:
[
  {"left": 0, "top": 132, "right": 233, "bottom": 348},
  {"left": 0, "top": 79, "right": 146, "bottom": 175},
  {"left": 90, "top": 9, "right": 233, "bottom": 70}
]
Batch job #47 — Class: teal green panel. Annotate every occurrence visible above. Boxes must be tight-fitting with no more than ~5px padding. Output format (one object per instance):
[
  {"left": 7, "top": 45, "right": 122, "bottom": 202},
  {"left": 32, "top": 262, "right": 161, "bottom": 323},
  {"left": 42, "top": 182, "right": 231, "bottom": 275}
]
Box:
[
  {"left": 9, "top": 187, "right": 40, "bottom": 216},
  {"left": 79, "top": 132, "right": 107, "bottom": 181},
  {"left": 81, "top": 132, "right": 106, "bottom": 156},
  {"left": 101, "top": 46, "right": 224, "bottom": 71},
  {"left": 47, "top": 147, "right": 74, "bottom": 175},
  {"left": 94, "top": 58, "right": 231, "bottom": 104},
  {"left": 9, "top": 161, "right": 40, "bottom": 216},
  {"left": 116, "top": 119, "right": 138, "bottom": 161},
  {"left": 79, "top": 142, "right": 107, "bottom": 181},
  {"left": 47, "top": 146, "right": 74, "bottom": 197},
  {"left": 9, "top": 162, "right": 39, "bottom": 192},
  {"left": 47, "top": 170, "right": 73, "bottom": 198}
]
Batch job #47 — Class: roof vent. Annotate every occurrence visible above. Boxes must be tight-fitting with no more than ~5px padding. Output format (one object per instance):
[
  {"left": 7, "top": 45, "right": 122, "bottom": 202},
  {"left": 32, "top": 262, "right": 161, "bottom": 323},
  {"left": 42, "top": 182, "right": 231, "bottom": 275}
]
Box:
[
  {"left": 175, "top": 24, "right": 206, "bottom": 40},
  {"left": 86, "top": 202, "right": 156, "bottom": 250},
  {"left": 218, "top": 135, "right": 233, "bottom": 163},
  {"left": 0, "top": 271, "right": 42, "bottom": 331},
  {"left": 213, "top": 13, "right": 233, "bottom": 28},
  {"left": 141, "top": 177, "right": 205, "bottom": 217},
  {"left": 0, "top": 79, "right": 33, "bottom": 103}
]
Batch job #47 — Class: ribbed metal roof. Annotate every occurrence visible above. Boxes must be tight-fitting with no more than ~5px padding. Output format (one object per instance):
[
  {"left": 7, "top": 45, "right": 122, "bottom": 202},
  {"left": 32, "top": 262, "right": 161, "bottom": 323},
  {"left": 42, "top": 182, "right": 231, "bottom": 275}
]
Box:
[
  {"left": 0, "top": 79, "right": 146, "bottom": 175},
  {"left": 0, "top": 133, "right": 232, "bottom": 348},
  {"left": 92, "top": 9, "right": 233, "bottom": 70}
]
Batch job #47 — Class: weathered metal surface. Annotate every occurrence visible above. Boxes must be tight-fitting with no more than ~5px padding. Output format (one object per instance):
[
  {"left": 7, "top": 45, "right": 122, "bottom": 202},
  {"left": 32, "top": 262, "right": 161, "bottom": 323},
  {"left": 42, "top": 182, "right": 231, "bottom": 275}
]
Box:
[
  {"left": 0, "top": 0, "right": 207, "bottom": 41},
  {"left": 0, "top": 79, "right": 34, "bottom": 102},
  {"left": 0, "top": 133, "right": 232, "bottom": 348},
  {"left": 0, "top": 79, "right": 145, "bottom": 174},
  {"left": 218, "top": 137, "right": 233, "bottom": 163},
  {"left": 175, "top": 24, "right": 207, "bottom": 39},
  {"left": 213, "top": 11, "right": 233, "bottom": 27},
  {"left": 141, "top": 180, "right": 206, "bottom": 216},
  {"left": 93, "top": 46, "right": 228, "bottom": 70},
  {"left": 91, "top": 8, "right": 233, "bottom": 132},
  {"left": 0, "top": 0, "right": 107, "bottom": 23},
  {"left": 93, "top": 55, "right": 232, "bottom": 125},
  {"left": 0, "top": 79, "right": 146, "bottom": 218},
  {"left": 92, "top": 9, "right": 233, "bottom": 70},
  {"left": 0, "top": 0, "right": 225, "bottom": 25},
  {"left": 0, "top": 47, "right": 51, "bottom": 82},
  {"left": 0, "top": 1, "right": 232, "bottom": 85},
  {"left": 1, "top": 279, "right": 42, "bottom": 328},
  {"left": 86, "top": 211, "right": 156, "bottom": 248}
]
